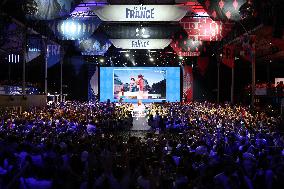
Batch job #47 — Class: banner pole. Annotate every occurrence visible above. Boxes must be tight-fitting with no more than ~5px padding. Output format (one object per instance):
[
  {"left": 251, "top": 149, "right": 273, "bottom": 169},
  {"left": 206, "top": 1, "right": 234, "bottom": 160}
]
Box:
[
  {"left": 45, "top": 42, "right": 48, "bottom": 95},
  {"left": 252, "top": 56, "right": 256, "bottom": 106},
  {"left": 60, "top": 49, "right": 63, "bottom": 103},
  {"left": 22, "top": 28, "right": 27, "bottom": 96},
  {"left": 231, "top": 65, "right": 235, "bottom": 104},
  {"left": 217, "top": 61, "right": 220, "bottom": 103}
]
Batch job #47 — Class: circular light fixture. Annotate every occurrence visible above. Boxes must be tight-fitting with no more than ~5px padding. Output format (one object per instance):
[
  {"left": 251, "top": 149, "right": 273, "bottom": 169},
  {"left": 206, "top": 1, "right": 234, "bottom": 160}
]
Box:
[
  {"left": 50, "top": 18, "right": 101, "bottom": 40},
  {"left": 149, "top": 57, "right": 154, "bottom": 62},
  {"left": 125, "top": 53, "right": 130, "bottom": 57}
]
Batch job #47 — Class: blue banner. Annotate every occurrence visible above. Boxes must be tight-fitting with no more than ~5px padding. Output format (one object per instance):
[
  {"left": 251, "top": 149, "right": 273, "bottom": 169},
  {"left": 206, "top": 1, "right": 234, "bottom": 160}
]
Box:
[
  {"left": 47, "top": 43, "right": 61, "bottom": 68},
  {"left": 26, "top": 36, "right": 43, "bottom": 62}
]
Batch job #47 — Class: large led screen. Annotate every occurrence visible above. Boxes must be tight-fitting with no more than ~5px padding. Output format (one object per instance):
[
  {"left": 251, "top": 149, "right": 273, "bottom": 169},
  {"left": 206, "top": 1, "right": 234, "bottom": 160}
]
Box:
[{"left": 100, "top": 67, "right": 180, "bottom": 103}]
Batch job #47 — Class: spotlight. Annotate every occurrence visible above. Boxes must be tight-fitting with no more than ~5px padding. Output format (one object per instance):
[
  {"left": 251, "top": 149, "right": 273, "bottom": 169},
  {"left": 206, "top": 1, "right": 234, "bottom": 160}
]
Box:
[
  {"left": 99, "top": 58, "right": 104, "bottom": 63},
  {"left": 149, "top": 57, "right": 154, "bottom": 62},
  {"left": 179, "top": 56, "right": 183, "bottom": 60},
  {"left": 125, "top": 53, "right": 130, "bottom": 57}
]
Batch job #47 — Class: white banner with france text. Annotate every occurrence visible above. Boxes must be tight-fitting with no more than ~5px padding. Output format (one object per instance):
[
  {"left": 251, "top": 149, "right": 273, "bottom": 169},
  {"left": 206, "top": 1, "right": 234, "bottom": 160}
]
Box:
[
  {"left": 93, "top": 5, "right": 188, "bottom": 22},
  {"left": 110, "top": 39, "right": 172, "bottom": 49}
]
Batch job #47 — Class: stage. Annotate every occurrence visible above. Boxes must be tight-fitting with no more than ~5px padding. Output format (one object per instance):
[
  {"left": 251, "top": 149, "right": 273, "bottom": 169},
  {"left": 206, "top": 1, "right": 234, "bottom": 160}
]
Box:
[{"left": 131, "top": 103, "right": 151, "bottom": 131}]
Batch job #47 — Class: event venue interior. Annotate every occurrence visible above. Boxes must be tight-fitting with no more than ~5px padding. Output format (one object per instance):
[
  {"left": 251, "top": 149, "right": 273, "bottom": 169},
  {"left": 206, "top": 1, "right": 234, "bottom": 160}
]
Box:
[{"left": 0, "top": 0, "right": 284, "bottom": 188}]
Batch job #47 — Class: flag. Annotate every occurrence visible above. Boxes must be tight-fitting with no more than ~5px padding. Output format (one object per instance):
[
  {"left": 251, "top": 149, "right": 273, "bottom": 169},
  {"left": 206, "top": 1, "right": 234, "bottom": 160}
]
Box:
[
  {"left": 197, "top": 57, "right": 209, "bottom": 76},
  {"left": 222, "top": 44, "right": 235, "bottom": 68},
  {"left": 26, "top": 36, "right": 43, "bottom": 63},
  {"left": 46, "top": 42, "right": 61, "bottom": 68},
  {"left": 240, "top": 35, "right": 256, "bottom": 63},
  {"left": 182, "top": 65, "right": 193, "bottom": 102}
]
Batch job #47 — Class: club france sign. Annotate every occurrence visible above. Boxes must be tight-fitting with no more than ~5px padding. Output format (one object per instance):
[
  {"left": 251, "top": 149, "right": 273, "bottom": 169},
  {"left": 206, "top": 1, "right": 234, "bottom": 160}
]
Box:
[
  {"left": 94, "top": 5, "right": 188, "bottom": 22},
  {"left": 110, "top": 39, "right": 172, "bottom": 49}
]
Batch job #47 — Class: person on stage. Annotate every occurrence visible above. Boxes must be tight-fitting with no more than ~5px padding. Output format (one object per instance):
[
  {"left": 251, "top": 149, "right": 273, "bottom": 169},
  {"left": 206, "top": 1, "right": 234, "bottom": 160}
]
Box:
[
  {"left": 137, "top": 75, "right": 144, "bottom": 92},
  {"left": 136, "top": 75, "right": 145, "bottom": 100},
  {"left": 129, "top": 77, "right": 137, "bottom": 92}
]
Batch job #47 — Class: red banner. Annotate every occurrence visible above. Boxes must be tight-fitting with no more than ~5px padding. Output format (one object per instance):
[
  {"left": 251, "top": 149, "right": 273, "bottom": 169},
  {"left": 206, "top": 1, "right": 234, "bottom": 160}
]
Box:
[
  {"left": 197, "top": 57, "right": 209, "bottom": 76},
  {"left": 183, "top": 65, "right": 193, "bottom": 102},
  {"left": 222, "top": 45, "right": 235, "bottom": 68}
]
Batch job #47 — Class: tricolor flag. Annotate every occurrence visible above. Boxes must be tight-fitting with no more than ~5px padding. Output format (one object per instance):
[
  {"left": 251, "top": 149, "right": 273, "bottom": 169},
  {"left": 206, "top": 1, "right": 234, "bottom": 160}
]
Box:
[
  {"left": 240, "top": 35, "right": 256, "bottom": 63},
  {"left": 222, "top": 44, "right": 235, "bottom": 68}
]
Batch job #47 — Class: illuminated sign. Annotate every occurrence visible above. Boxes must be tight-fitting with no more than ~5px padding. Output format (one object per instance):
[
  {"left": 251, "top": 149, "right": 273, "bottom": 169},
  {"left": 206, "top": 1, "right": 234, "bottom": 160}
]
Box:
[
  {"left": 28, "top": 48, "right": 41, "bottom": 52},
  {"left": 110, "top": 39, "right": 172, "bottom": 49},
  {"left": 132, "top": 40, "right": 150, "bottom": 48},
  {"left": 177, "top": 51, "right": 201, "bottom": 57},
  {"left": 94, "top": 5, "right": 188, "bottom": 22},
  {"left": 126, "top": 6, "right": 154, "bottom": 19}
]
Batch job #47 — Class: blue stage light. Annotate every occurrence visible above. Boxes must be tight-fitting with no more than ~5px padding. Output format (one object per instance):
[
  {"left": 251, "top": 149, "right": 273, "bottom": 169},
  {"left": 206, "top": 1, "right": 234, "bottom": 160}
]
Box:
[{"left": 49, "top": 18, "right": 101, "bottom": 40}]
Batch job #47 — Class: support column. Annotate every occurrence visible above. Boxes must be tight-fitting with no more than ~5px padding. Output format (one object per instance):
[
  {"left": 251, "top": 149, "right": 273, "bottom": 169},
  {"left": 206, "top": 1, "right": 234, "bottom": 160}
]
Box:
[
  {"left": 22, "top": 29, "right": 27, "bottom": 96},
  {"left": 231, "top": 66, "right": 235, "bottom": 104},
  {"left": 45, "top": 44, "right": 48, "bottom": 95},
  {"left": 217, "top": 61, "right": 220, "bottom": 103},
  {"left": 251, "top": 58, "right": 256, "bottom": 106},
  {"left": 60, "top": 54, "right": 63, "bottom": 102}
]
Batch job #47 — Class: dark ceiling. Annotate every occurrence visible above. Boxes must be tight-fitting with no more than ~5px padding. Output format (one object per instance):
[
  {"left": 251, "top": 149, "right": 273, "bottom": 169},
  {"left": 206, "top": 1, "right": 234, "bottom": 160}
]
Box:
[{"left": 0, "top": 0, "right": 283, "bottom": 63}]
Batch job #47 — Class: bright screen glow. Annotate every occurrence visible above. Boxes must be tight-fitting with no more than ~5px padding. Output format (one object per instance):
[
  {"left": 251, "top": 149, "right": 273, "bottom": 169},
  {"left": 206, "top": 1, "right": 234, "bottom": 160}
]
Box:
[{"left": 100, "top": 67, "right": 180, "bottom": 103}]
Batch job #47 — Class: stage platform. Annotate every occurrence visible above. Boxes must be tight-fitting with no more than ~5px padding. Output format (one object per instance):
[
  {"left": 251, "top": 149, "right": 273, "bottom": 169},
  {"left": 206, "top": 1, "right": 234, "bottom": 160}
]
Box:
[{"left": 131, "top": 103, "right": 151, "bottom": 131}]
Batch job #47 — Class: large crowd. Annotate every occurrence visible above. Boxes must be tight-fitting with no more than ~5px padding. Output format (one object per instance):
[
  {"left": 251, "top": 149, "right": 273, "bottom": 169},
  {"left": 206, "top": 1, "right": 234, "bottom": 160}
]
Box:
[
  {"left": 0, "top": 101, "right": 283, "bottom": 189},
  {"left": 245, "top": 82, "right": 284, "bottom": 97}
]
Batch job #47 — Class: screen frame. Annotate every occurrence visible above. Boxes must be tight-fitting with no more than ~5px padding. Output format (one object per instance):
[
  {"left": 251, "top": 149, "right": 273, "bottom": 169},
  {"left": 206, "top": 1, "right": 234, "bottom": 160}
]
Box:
[{"left": 99, "top": 66, "right": 182, "bottom": 103}]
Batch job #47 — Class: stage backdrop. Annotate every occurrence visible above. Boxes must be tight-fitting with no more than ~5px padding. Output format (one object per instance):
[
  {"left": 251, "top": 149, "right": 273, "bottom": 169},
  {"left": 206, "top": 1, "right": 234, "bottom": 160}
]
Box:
[{"left": 100, "top": 67, "right": 180, "bottom": 103}]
